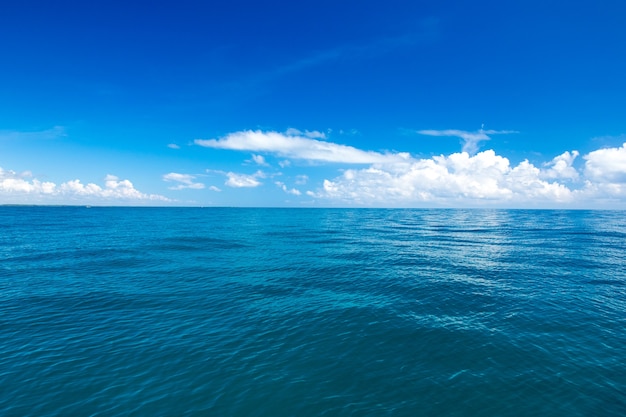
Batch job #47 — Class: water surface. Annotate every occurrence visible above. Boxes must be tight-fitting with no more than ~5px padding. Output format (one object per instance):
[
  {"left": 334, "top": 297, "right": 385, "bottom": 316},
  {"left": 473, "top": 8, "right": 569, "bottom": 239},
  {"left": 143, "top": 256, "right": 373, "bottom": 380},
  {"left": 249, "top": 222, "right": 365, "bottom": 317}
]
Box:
[{"left": 1, "top": 207, "right": 625, "bottom": 416}]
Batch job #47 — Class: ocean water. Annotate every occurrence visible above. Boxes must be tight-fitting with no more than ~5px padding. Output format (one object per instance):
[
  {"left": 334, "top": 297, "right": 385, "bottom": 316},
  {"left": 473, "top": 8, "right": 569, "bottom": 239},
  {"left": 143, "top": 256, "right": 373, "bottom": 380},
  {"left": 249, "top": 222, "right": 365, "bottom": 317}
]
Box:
[{"left": 1, "top": 207, "right": 625, "bottom": 416}]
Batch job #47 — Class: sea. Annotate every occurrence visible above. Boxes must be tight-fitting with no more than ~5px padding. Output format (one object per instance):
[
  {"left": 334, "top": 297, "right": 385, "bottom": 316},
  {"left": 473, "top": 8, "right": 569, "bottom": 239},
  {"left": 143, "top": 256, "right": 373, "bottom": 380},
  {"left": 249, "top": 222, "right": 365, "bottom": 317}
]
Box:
[{"left": 1, "top": 206, "right": 625, "bottom": 416}]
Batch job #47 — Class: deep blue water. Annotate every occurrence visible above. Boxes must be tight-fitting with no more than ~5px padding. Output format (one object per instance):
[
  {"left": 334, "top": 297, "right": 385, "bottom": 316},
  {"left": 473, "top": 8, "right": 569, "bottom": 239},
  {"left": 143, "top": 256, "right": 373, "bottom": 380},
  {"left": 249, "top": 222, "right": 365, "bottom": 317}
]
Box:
[{"left": 1, "top": 207, "right": 625, "bottom": 416}]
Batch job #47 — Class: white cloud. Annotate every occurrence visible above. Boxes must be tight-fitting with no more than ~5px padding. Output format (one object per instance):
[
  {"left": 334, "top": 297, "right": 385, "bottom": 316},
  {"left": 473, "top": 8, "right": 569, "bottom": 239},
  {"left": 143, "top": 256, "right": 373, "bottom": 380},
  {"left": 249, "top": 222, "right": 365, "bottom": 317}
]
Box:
[
  {"left": 314, "top": 150, "right": 576, "bottom": 206},
  {"left": 418, "top": 128, "right": 518, "bottom": 155},
  {"left": 584, "top": 143, "right": 626, "bottom": 183},
  {"left": 542, "top": 151, "right": 579, "bottom": 180},
  {"left": 0, "top": 167, "right": 56, "bottom": 194},
  {"left": 162, "top": 172, "right": 205, "bottom": 190},
  {"left": 0, "top": 167, "right": 169, "bottom": 204},
  {"left": 59, "top": 179, "right": 105, "bottom": 196},
  {"left": 275, "top": 181, "right": 301, "bottom": 196},
  {"left": 251, "top": 154, "right": 269, "bottom": 166},
  {"left": 278, "top": 160, "right": 291, "bottom": 168},
  {"left": 576, "top": 143, "right": 626, "bottom": 202},
  {"left": 209, "top": 185, "right": 222, "bottom": 192},
  {"left": 225, "top": 171, "right": 264, "bottom": 188},
  {"left": 195, "top": 128, "right": 626, "bottom": 208},
  {"left": 167, "top": 143, "right": 181, "bottom": 149},
  {"left": 195, "top": 129, "right": 409, "bottom": 164}
]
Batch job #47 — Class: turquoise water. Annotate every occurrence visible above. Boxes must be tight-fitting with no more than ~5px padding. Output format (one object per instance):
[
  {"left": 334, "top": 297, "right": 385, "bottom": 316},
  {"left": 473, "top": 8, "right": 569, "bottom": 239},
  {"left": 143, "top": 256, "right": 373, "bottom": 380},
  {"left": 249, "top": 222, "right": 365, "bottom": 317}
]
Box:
[{"left": 1, "top": 207, "right": 625, "bottom": 416}]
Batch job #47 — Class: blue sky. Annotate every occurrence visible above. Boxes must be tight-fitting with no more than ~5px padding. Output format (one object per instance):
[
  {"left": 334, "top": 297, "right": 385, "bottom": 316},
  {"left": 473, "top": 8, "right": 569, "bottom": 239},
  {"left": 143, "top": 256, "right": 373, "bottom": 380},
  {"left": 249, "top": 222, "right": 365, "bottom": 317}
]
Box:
[{"left": 2, "top": 0, "right": 626, "bottom": 207}]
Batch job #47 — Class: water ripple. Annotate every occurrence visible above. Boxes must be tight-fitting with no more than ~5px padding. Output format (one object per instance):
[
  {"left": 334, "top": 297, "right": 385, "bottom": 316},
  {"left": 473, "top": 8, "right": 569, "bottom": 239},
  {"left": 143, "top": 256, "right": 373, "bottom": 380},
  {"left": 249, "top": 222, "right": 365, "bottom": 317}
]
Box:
[{"left": 1, "top": 207, "right": 625, "bottom": 416}]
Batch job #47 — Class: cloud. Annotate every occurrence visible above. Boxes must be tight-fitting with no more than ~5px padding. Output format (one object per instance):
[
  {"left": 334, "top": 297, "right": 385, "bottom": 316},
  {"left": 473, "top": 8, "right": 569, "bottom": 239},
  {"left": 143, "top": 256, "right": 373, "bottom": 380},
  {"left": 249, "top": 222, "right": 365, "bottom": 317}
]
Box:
[
  {"left": 261, "top": 19, "right": 439, "bottom": 81},
  {"left": 195, "top": 127, "right": 626, "bottom": 208},
  {"left": 195, "top": 129, "right": 409, "bottom": 164},
  {"left": 295, "top": 175, "right": 309, "bottom": 185},
  {"left": 284, "top": 128, "right": 327, "bottom": 139},
  {"left": 209, "top": 185, "right": 222, "bottom": 192},
  {"left": 339, "top": 128, "right": 360, "bottom": 136},
  {"left": 309, "top": 142, "right": 626, "bottom": 207},
  {"left": 314, "top": 150, "right": 576, "bottom": 206},
  {"left": 275, "top": 181, "right": 301, "bottom": 196},
  {"left": 167, "top": 143, "right": 181, "bottom": 149},
  {"left": 0, "top": 167, "right": 169, "bottom": 204},
  {"left": 0, "top": 126, "right": 67, "bottom": 141},
  {"left": 162, "top": 172, "right": 205, "bottom": 190},
  {"left": 584, "top": 143, "right": 626, "bottom": 183},
  {"left": 0, "top": 168, "right": 56, "bottom": 194},
  {"left": 418, "top": 128, "right": 518, "bottom": 155},
  {"left": 251, "top": 154, "right": 269, "bottom": 166},
  {"left": 542, "top": 151, "right": 579, "bottom": 180},
  {"left": 225, "top": 171, "right": 265, "bottom": 188}
]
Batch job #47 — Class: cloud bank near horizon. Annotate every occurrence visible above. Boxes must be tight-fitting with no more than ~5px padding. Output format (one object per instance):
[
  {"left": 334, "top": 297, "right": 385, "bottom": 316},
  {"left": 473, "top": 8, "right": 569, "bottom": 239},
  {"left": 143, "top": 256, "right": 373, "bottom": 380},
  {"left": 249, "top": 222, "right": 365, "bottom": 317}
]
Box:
[
  {"left": 0, "top": 169, "right": 169, "bottom": 204},
  {"left": 195, "top": 128, "right": 626, "bottom": 208},
  {"left": 2, "top": 129, "right": 626, "bottom": 208},
  {"left": 313, "top": 144, "right": 626, "bottom": 207}
]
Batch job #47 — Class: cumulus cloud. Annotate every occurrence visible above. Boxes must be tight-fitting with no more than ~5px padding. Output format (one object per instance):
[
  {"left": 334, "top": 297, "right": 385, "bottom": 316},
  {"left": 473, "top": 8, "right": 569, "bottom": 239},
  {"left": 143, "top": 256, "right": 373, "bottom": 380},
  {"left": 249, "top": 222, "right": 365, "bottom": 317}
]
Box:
[
  {"left": 584, "top": 143, "right": 626, "bottom": 183},
  {"left": 195, "top": 129, "right": 409, "bottom": 164},
  {"left": 0, "top": 168, "right": 56, "bottom": 194},
  {"left": 275, "top": 181, "right": 301, "bottom": 196},
  {"left": 315, "top": 150, "right": 575, "bottom": 206},
  {"left": 162, "top": 172, "right": 205, "bottom": 190},
  {"left": 167, "top": 143, "right": 181, "bottom": 149},
  {"left": 574, "top": 143, "right": 626, "bottom": 202},
  {"left": 0, "top": 168, "right": 169, "bottom": 204},
  {"left": 418, "top": 128, "right": 518, "bottom": 155},
  {"left": 542, "top": 151, "right": 579, "bottom": 180},
  {"left": 293, "top": 140, "right": 626, "bottom": 207},
  {"left": 197, "top": 128, "right": 626, "bottom": 207}
]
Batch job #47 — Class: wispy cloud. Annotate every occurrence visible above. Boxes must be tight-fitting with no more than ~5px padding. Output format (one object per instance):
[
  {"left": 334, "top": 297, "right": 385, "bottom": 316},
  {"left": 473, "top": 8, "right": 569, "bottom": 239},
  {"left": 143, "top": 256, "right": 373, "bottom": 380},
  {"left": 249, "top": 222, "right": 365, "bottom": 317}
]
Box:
[
  {"left": 167, "top": 143, "right": 181, "bottom": 149},
  {"left": 418, "top": 128, "right": 518, "bottom": 154},
  {"left": 211, "top": 18, "right": 439, "bottom": 106},
  {"left": 284, "top": 128, "right": 327, "bottom": 139},
  {"left": 206, "top": 169, "right": 267, "bottom": 188},
  {"left": 195, "top": 129, "right": 409, "bottom": 164},
  {"left": 224, "top": 170, "right": 265, "bottom": 188},
  {"left": 162, "top": 172, "right": 205, "bottom": 190},
  {"left": 0, "top": 126, "right": 67, "bottom": 141},
  {"left": 263, "top": 18, "right": 439, "bottom": 81}
]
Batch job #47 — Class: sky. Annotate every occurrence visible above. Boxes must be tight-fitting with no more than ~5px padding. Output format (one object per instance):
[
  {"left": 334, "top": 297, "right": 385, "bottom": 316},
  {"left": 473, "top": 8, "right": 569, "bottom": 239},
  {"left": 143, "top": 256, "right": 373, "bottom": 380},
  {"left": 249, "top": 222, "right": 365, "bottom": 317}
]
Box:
[{"left": 1, "top": 0, "right": 626, "bottom": 208}]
